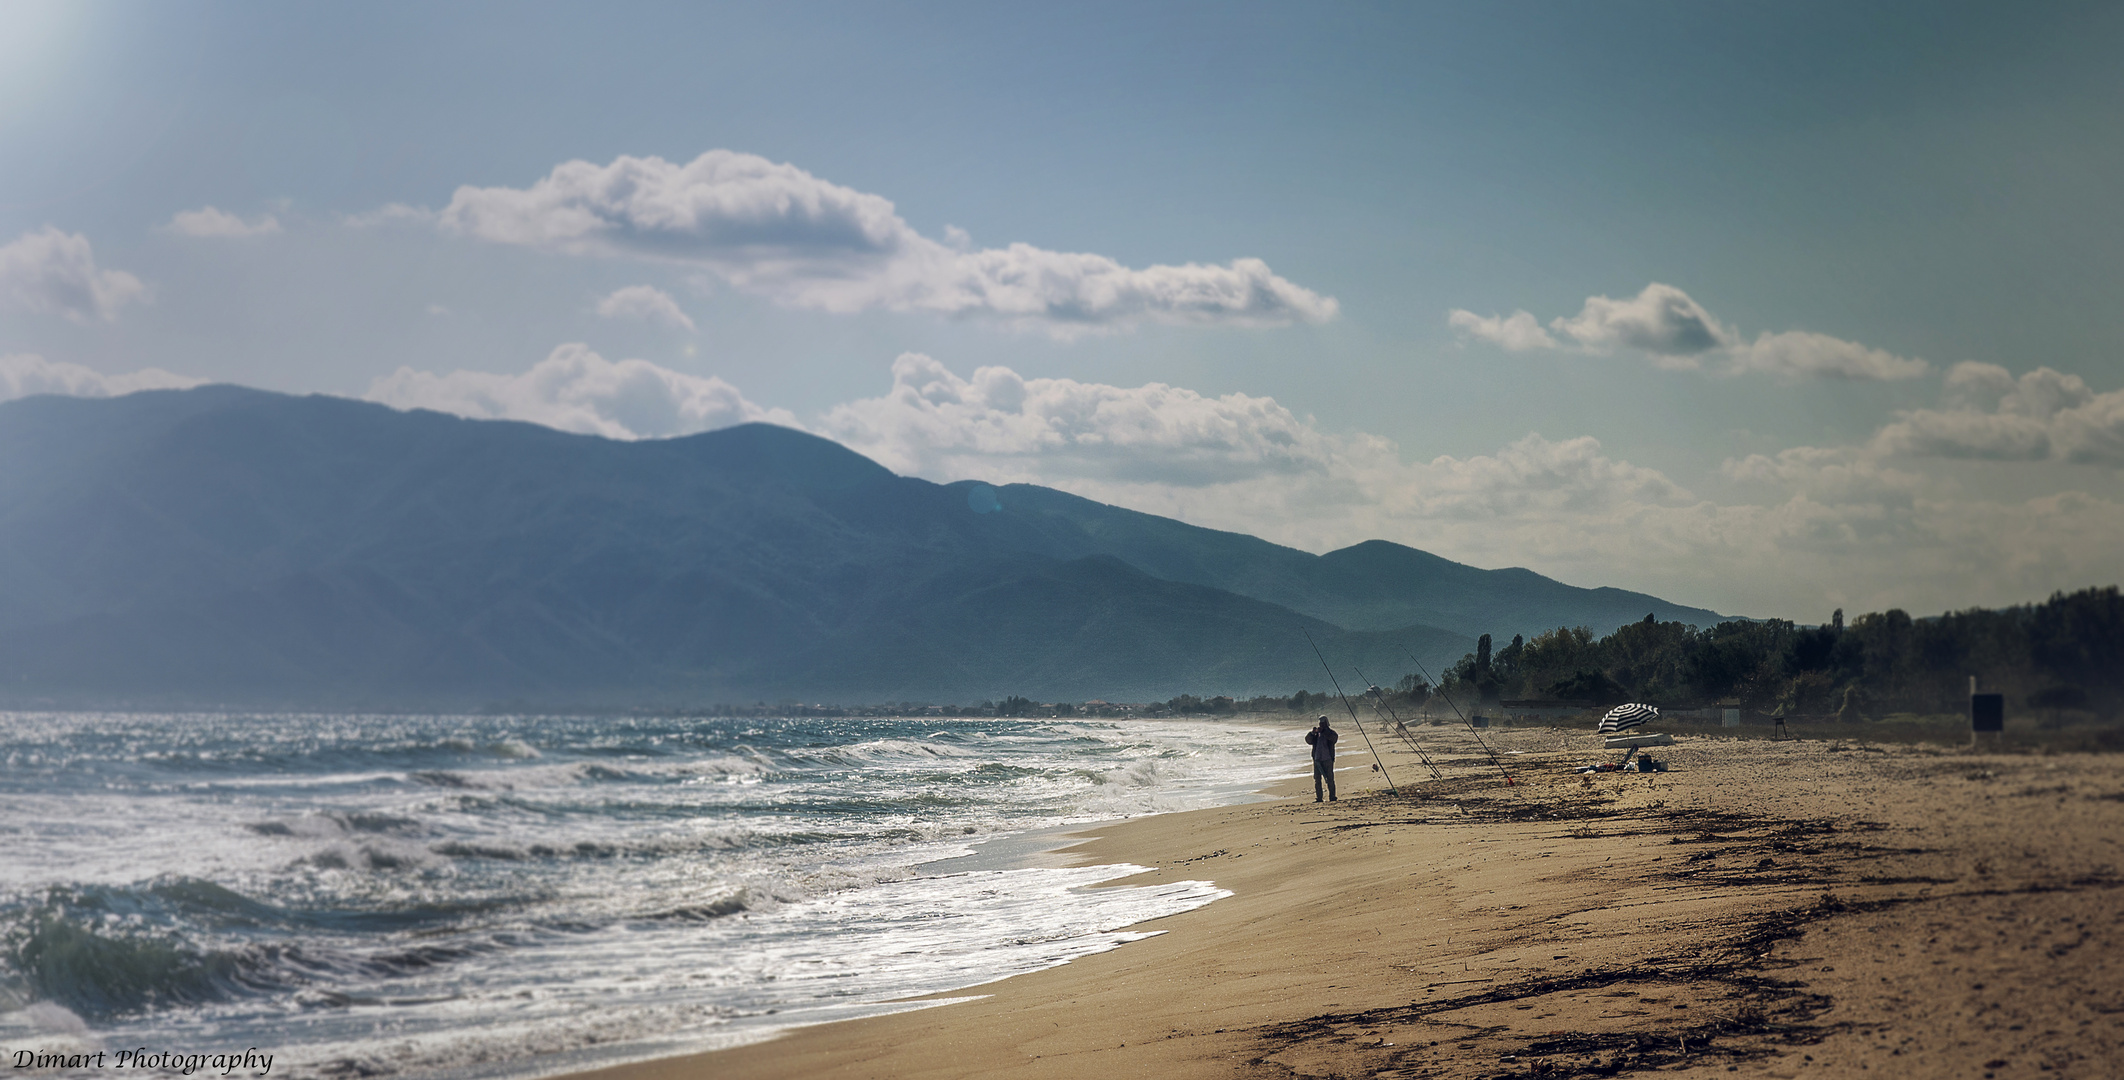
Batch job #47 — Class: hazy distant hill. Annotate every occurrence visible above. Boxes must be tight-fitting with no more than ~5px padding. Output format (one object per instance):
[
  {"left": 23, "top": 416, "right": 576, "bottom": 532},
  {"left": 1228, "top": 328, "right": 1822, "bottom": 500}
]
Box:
[
  {"left": 0, "top": 387, "right": 1726, "bottom": 707},
  {"left": 969, "top": 484, "right": 1725, "bottom": 637}
]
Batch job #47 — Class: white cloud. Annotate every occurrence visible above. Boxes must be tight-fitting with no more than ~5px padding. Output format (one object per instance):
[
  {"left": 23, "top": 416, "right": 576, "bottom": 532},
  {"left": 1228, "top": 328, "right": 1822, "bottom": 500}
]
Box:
[
  {"left": 1711, "top": 436, "right": 2124, "bottom": 613},
  {"left": 333, "top": 347, "right": 2124, "bottom": 617},
  {"left": 818, "top": 355, "right": 1704, "bottom": 566},
  {"left": 0, "top": 353, "right": 203, "bottom": 401},
  {"left": 595, "top": 285, "right": 696, "bottom": 331},
  {"left": 817, "top": 352, "right": 1345, "bottom": 487},
  {"left": 341, "top": 203, "right": 436, "bottom": 228},
  {"left": 426, "top": 150, "right": 1336, "bottom": 335},
  {"left": 0, "top": 227, "right": 150, "bottom": 323},
  {"left": 163, "top": 206, "right": 282, "bottom": 238},
  {"left": 1401, "top": 433, "right": 1695, "bottom": 520},
  {"left": 1452, "top": 283, "right": 1928, "bottom": 381},
  {"left": 1446, "top": 308, "right": 1557, "bottom": 350},
  {"left": 817, "top": 355, "right": 2121, "bottom": 617},
  {"left": 1872, "top": 362, "right": 2124, "bottom": 464},
  {"left": 363, "top": 343, "right": 795, "bottom": 440},
  {"left": 1721, "top": 444, "right": 1925, "bottom": 505},
  {"left": 1696, "top": 360, "right": 2124, "bottom": 610},
  {"left": 1550, "top": 282, "right": 1733, "bottom": 358},
  {"left": 1728, "top": 330, "right": 1929, "bottom": 381}
]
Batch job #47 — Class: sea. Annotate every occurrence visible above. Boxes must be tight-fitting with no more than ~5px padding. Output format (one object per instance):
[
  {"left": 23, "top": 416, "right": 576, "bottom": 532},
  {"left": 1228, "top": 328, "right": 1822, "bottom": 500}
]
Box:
[{"left": 0, "top": 710, "right": 1302, "bottom": 1079}]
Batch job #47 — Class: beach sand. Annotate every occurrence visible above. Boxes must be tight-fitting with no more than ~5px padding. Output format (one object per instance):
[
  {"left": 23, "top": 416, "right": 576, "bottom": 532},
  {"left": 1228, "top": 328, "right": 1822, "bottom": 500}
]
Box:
[{"left": 574, "top": 723, "right": 2124, "bottom": 1079}]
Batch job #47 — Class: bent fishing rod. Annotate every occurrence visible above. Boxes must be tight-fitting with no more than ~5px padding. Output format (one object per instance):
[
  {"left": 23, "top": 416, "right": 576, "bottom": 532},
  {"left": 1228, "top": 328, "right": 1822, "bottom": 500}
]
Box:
[
  {"left": 1352, "top": 664, "right": 1443, "bottom": 781},
  {"left": 1398, "top": 643, "right": 1515, "bottom": 786},
  {"left": 1302, "top": 629, "right": 1396, "bottom": 794}
]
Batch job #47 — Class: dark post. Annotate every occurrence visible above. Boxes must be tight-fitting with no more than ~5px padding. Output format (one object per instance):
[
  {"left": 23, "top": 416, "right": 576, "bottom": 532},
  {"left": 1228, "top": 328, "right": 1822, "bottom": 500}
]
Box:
[{"left": 1970, "top": 692, "right": 2004, "bottom": 733}]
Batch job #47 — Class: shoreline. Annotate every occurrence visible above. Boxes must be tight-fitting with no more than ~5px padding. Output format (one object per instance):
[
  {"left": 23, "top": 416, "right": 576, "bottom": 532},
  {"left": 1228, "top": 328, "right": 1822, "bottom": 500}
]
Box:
[{"left": 563, "top": 727, "right": 2124, "bottom": 1079}]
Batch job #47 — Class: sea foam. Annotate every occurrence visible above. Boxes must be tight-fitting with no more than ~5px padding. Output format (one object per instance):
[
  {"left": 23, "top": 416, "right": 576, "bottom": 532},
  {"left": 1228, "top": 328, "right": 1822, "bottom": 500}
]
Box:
[{"left": 0, "top": 711, "right": 1296, "bottom": 1079}]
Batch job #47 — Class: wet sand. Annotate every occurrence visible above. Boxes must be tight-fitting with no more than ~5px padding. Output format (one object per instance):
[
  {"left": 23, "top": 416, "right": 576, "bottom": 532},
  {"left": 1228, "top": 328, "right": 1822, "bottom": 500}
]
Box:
[{"left": 571, "top": 724, "right": 2124, "bottom": 1079}]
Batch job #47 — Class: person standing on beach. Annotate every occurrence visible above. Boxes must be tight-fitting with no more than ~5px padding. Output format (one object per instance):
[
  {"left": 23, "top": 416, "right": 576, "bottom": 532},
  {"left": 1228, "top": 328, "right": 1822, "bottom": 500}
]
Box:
[{"left": 1305, "top": 715, "right": 1339, "bottom": 802}]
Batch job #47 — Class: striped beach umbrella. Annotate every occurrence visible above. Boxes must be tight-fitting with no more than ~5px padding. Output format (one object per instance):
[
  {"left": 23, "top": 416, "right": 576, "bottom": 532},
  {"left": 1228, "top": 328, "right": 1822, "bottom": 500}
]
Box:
[{"left": 1599, "top": 703, "right": 1659, "bottom": 733}]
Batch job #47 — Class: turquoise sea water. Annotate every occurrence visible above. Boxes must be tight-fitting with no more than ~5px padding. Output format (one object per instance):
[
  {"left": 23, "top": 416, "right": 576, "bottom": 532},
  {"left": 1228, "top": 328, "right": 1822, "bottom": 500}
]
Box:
[{"left": 0, "top": 712, "right": 1298, "bottom": 1079}]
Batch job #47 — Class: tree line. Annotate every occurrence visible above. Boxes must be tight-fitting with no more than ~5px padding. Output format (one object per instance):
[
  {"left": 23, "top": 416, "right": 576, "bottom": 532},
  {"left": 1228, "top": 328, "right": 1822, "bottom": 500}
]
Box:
[
  {"left": 696, "top": 586, "right": 2118, "bottom": 722},
  {"left": 1424, "top": 586, "right": 2121, "bottom": 719}
]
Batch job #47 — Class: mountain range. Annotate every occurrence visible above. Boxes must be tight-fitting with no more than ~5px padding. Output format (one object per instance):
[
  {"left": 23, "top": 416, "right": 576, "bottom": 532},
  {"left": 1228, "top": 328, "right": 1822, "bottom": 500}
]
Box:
[{"left": 0, "top": 386, "right": 1728, "bottom": 707}]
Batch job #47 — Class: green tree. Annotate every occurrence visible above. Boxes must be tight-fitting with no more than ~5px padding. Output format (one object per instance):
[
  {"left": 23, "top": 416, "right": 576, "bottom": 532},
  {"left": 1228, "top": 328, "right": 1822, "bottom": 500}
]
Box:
[
  {"left": 1547, "top": 669, "right": 1628, "bottom": 705},
  {"left": 2029, "top": 587, "right": 2124, "bottom": 701}
]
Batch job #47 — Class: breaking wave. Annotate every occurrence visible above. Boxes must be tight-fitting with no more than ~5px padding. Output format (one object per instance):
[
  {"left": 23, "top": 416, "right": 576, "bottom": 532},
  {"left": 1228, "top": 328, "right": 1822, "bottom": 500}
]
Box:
[{"left": 0, "top": 710, "right": 1297, "bottom": 1079}]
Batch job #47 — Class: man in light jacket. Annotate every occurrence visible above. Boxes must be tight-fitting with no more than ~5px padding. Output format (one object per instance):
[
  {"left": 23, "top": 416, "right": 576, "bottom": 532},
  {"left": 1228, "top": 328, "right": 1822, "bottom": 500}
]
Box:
[{"left": 1305, "top": 715, "right": 1339, "bottom": 802}]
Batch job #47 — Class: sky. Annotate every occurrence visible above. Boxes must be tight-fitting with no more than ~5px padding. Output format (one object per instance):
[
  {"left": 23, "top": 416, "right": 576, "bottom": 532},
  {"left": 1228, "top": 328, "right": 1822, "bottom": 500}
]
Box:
[{"left": 3, "top": 0, "right": 2122, "bottom": 622}]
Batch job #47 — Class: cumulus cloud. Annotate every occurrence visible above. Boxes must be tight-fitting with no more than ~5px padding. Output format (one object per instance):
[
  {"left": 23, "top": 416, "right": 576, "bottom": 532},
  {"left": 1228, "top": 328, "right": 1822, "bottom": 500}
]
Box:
[
  {"left": 1872, "top": 362, "right": 2124, "bottom": 465},
  {"left": 1721, "top": 444, "right": 1926, "bottom": 506},
  {"left": 1450, "top": 282, "right": 1928, "bottom": 382},
  {"left": 163, "top": 207, "right": 282, "bottom": 238},
  {"left": 1698, "top": 358, "right": 2124, "bottom": 610},
  {"left": 344, "top": 347, "right": 2120, "bottom": 616},
  {"left": 815, "top": 355, "right": 2120, "bottom": 617},
  {"left": 1406, "top": 433, "right": 1696, "bottom": 520},
  {"left": 817, "top": 355, "right": 1703, "bottom": 561},
  {"left": 1728, "top": 330, "right": 1929, "bottom": 381},
  {"left": 0, "top": 227, "right": 150, "bottom": 323},
  {"left": 595, "top": 285, "right": 696, "bottom": 331},
  {"left": 1446, "top": 308, "right": 1556, "bottom": 351},
  {"left": 817, "top": 352, "right": 1348, "bottom": 487},
  {"left": 1551, "top": 282, "right": 1733, "bottom": 358},
  {"left": 363, "top": 343, "right": 795, "bottom": 440},
  {"left": 0, "top": 353, "right": 203, "bottom": 402},
  {"left": 1710, "top": 431, "right": 2124, "bottom": 613},
  {"left": 341, "top": 203, "right": 435, "bottom": 228},
  {"left": 425, "top": 150, "right": 1336, "bottom": 334}
]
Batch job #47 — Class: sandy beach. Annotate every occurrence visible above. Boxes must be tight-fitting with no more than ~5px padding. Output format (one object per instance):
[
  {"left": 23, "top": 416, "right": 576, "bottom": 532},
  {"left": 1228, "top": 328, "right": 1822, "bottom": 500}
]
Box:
[{"left": 573, "top": 722, "right": 2124, "bottom": 1080}]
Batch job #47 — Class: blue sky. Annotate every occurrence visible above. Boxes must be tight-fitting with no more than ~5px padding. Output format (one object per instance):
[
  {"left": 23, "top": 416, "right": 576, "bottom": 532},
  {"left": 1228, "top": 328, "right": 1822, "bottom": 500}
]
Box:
[{"left": 4, "top": 0, "right": 2121, "bottom": 620}]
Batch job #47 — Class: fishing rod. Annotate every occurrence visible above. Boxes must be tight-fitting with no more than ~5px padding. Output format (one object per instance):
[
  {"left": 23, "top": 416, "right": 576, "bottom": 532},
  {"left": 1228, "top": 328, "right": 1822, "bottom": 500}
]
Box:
[
  {"left": 1351, "top": 666, "right": 1438, "bottom": 777},
  {"left": 1302, "top": 629, "right": 1396, "bottom": 794},
  {"left": 1349, "top": 665, "right": 1425, "bottom": 759},
  {"left": 1366, "top": 684, "right": 1424, "bottom": 757},
  {"left": 1370, "top": 681, "right": 1429, "bottom": 756},
  {"left": 1352, "top": 664, "right": 1443, "bottom": 781},
  {"left": 1398, "top": 643, "right": 1515, "bottom": 786},
  {"left": 1357, "top": 676, "right": 1443, "bottom": 781}
]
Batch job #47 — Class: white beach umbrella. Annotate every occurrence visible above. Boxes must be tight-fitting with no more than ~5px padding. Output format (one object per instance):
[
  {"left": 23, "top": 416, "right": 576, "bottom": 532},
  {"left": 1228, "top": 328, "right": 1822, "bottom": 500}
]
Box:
[{"left": 1599, "top": 703, "right": 1659, "bottom": 733}]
